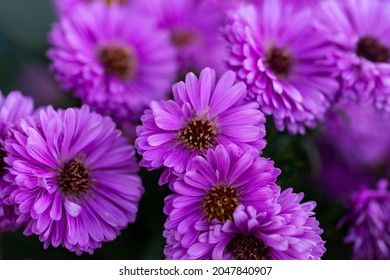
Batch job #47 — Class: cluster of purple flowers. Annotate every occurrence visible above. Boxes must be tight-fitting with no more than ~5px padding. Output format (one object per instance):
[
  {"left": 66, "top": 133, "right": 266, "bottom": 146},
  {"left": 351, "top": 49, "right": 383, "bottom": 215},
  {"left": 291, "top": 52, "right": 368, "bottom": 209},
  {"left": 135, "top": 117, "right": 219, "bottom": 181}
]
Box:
[
  {"left": 0, "top": 0, "right": 389, "bottom": 259},
  {"left": 136, "top": 68, "right": 325, "bottom": 259},
  {"left": 318, "top": 99, "right": 390, "bottom": 259},
  {"left": 222, "top": 0, "right": 390, "bottom": 259}
]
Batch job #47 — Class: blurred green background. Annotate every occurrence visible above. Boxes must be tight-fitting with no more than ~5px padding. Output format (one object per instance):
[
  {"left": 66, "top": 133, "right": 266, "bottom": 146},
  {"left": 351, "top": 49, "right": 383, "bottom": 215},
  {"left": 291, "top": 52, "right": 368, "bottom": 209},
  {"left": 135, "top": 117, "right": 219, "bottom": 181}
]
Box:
[{"left": 0, "top": 0, "right": 351, "bottom": 260}]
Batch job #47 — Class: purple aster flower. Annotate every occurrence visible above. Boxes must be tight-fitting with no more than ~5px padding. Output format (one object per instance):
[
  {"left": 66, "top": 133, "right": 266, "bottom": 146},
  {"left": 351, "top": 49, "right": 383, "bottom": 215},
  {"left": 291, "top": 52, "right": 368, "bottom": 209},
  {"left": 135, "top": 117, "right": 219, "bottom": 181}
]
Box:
[
  {"left": 164, "top": 231, "right": 189, "bottom": 260},
  {"left": 322, "top": 101, "right": 390, "bottom": 170},
  {"left": 315, "top": 0, "right": 390, "bottom": 110},
  {"left": 53, "top": 0, "right": 132, "bottom": 17},
  {"left": 163, "top": 227, "right": 188, "bottom": 260},
  {"left": 187, "top": 189, "right": 325, "bottom": 260},
  {"left": 0, "top": 179, "right": 21, "bottom": 232},
  {"left": 204, "top": 0, "right": 320, "bottom": 11},
  {"left": 134, "top": 0, "right": 227, "bottom": 74},
  {"left": 0, "top": 91, "right": 34, "bottom": 232},
  {"left": 48, "top": 2, "right": 177, "bottom": 121},
  {"left": 15, "top": 62, "right": 65, "bottom": 108},
  {"left": 255, "top": 0, "right": 321, "bottom": 9},
  {"left": 202, "top": 0, "right": 250, "bottom": 10},
  {"left": 317, "top": 100, "right": 390, "bottom": 200},
  {"left": 339, "top": 179, "right": 390, "bottom": 259},
  {"left": 135, "top": 67, "right": 267, "bottom": 181},
  {"left": 2, "top": 105, "right": 144, "bottom": 254},
  {"left": 223, "top": 0, "right": 339, "bottom": 134},
  {"left": 163, "top": 193, "right": 191, "bottom": 260},
  {"left": 163, "top": 144, "right": 280, "bottom": 259},
  {"left": 0, "top": 91, "right": 34, "bottom": 139}
]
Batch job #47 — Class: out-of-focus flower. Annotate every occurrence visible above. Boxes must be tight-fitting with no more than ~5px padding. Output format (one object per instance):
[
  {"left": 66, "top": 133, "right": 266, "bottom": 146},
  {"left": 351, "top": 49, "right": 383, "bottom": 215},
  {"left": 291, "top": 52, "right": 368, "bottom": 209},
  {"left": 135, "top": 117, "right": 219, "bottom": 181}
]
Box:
[
  {"left": 223, "top": 0, "right": 338, "bottom": 134},
  {"left": 0, "top": 186, "right": 20, "bottom": 232},
  {"left": 315, "top": 0, "right": 390, "bottom": 110},
  {"left": 15, "top": 62, "right": 65, "bottom": 108},
  {"left": 204, "top": 0, "right": 320, "bottom": 11},
  {"left": 318, "top": 100, "right": 390, "bottom": 200},
  {"left": 322, "top": 101, "right": 390, "bottom": 171},
  {"left": 0, "top": 91, "right": 34, "bottom": 139},
  {"left": 53, "top": 0, "right": 132, "bottom": 17},
  {"left": 134, "top": 0, "right": 227, "bottom": 74},
  {"left": 48, "top": 2, "right": 177, "bottom": 122},
  {"left": 202, "top": 0, "right": 250, "bottom": 10},
  {"left": 187, "top": 190, "right": 325, "bottom": 260},
  {"left": 0, "top": 91, "right": 34, "bottom": 232},
  {"left": 135, "top": 67, "right": 266, "bottom": 184},
  {"left": 2, "top": 105, "right": 144, "bottom": 254},
  {"left": 163, "top": 144, "right": 280, "bottom": 259},
  {"left": 340, "top": 179, "right": 390, "bottom": 259}
]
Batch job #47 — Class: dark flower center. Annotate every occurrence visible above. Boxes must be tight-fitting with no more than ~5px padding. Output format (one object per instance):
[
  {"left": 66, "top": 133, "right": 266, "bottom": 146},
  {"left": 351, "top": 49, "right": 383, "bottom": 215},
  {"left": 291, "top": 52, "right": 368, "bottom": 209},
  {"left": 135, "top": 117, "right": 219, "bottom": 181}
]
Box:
[
  {"left": 202, "top": 185, "right": 239, "bottom": 222},
  {"left": 178, "top": 117, "right": 216, "bottom": 152},
  {"left": 171, "top": 29, "right": 199, "bottom": 47},
  {"left": 265, "top": 46, "right": 293, "bottom": 78},
  {"left": 57, "top": 159, "right": 90, "bottom": 197},
  {"left": 226, "top": 234, "right": 271, "bottom": 260},
  {"left": 356, "top": 36, "right": 389, "bottom": 63},
  {"left": 98, "top": 45, "right": 137, "bottom": 79}
]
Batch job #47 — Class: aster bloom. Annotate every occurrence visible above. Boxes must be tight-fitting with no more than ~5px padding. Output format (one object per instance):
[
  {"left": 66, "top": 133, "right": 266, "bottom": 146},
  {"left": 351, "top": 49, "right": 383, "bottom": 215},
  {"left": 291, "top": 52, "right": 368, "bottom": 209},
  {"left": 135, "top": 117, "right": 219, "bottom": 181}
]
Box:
[
  {"left": 0, "top": 91, "right": 34, "bottom": 139},
  {"left": 224, "top": 0, "right": 339, "bottom": 134},
  {"left": 0, "top": 190, "right": 19, "bottom": 232},
  {"left": 134, "top": 0, "right": 226, "bottom": 74},
  {"left": 315, "top": 0, "right": 390, "bottom": 110},
  {"left": 48, "top": 2, "right": 177, "bottom": 121},
  {"left": 163, "top": 144, "right": 280, "bottom": 259},
  {"left": 254, "top": 0, "right": 321, "bottom": 9},
  {"left": 0, "top": 180, "right": 21, "bottom": 232},
  {"left": 202, "top": 0, "right": 250, "bottom": 11},
  {"left": 317, "top": 100, "right": 390, "bottom": 200},
  {"left": 2, "top": 105, "right": 144, "bottom": 254},
  {"left": 53, "top": 0, "right": 132, "bottom": 17},
  {"left": 322, "top": 101, "right": 390, "bottom": 170},
  {"left": 340, "top": 179, "right": 390, "bottom": 259},
  {"left": 187, "top": 189, "right": 325, "bottom": 260},
  {"left": 163, "top": 195, "right": 190, "bottom": 260},
  {"left": 135, "top": 67, "right": 267, "bottom": 181},
  {"left": 204, "top": 0, "right": 320, "bottom": 10},
  {"left": 163, "top": 227, "right": 188, "bottom": 260},
  {"left": 0, "top": 91, "right": 34, "bottom": 232}
]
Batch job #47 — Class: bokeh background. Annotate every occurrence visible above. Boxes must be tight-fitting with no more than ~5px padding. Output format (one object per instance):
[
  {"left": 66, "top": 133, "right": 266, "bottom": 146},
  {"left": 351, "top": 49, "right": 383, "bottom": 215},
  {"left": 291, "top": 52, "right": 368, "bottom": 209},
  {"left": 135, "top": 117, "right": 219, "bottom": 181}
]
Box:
[{"left": 0, "top": 0, "right": 356, "bottom": 259}]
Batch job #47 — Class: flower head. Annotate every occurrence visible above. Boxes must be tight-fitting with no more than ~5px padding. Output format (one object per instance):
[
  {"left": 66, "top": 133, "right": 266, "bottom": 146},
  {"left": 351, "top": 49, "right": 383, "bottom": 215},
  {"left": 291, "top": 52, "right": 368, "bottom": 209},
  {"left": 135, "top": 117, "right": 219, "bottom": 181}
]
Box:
[
  {"left": 0, "top": 91, "right": 34, "bottom": 139},
  {"left": 164, "top": 143, "right": 280, "bottom": 235},
  {"left": 163, "top": 227, "right": 189, "bottom": 260},
  {"left": 224, "top": 0, "right": 338, "bottom": 134},
  {"left": 340, "top": 179, "right": 390, "bottom": 259},
  {"left": 53, "top": 0, "right": 132, "bottom": 17},
  {"left": 0, "top": 91, "right": 34, "bottom": 232},
  {"left": 322, "top": 101, "right": 390, "bottom": 170},
  {"left": 135, "top": 67, "right": 266, "bottom": 180},
  {"left": 187, "top": 189, "right": 325, "bottom": 260},
  {"left": 163, "top": 144, "right": 280, "bottom": 259},
  {"left": 134, "top": 0, "right": 226, "bottom": 74},
  {"left": 48, "top": 2, "right": 177, "bottom": 121},
  {"left": 204, "top": 0, "right": 320, "bottom": 11},
  {"left": 315, "top": 0, "right": 390, "bottom": 110},
  {"left": 0, "top": 180, "right": 20, "bottom": 232},
  {"left": 317, "top": 100, "right": 390, "bottom": 200},
  {"left": 2, "top": 105, "right": 144, "bottom": 254}
]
